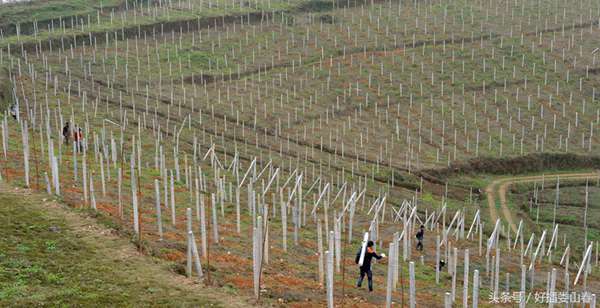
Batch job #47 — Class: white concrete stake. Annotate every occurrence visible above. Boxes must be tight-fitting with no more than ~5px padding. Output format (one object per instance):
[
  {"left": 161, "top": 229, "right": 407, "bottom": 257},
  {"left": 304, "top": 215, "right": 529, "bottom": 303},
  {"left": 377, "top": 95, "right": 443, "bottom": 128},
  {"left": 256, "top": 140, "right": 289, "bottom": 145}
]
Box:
[
  {"left": 520, "top": 265, "right": 526, "bottom": 308},
  {"left": 473, "top": 270, "right": 479, "bottom": 308},
  {"left": 1, "top": 118, "right": 7, "bottom": 159},
  {"left": 386, "top": 242, "right": 395, "bottom": 308},
  {"left": 170, "top": 170, "right": 176, "bottom": 226},
  {"left": 281, "top": 191, "right": 287, "bottom": 251},
  {"left": 393, "top": 231, "right": 400, "bottom": 289},
  {"left": 445, "top": 291, "right": 452, "bottom": 308},
  {"left": 549, "top": 268, "right": 556, "bottom": 308},
  {"left": 436, "top": 235, "right": 441, "bottom": 284},
  {"left": 253, "top": 216, "right": 263, "bottom": 299},
  {"left": 211, "top": 193, "right": 219, "bottom": 243},
  {"left": 186, "top": 208, "right": 193, "bottom": 278},
  {"left": 326, "top": 249, "right": 334, "bottom": 308},
  {"left": 452, "top": 247, "right": 458, "bottom": 301},
  {"left": 82, "top": 157, "right": 88, "bottom": 202},
  {"left": 199, "top": 192, "right": 207, "bottom": 258},
  {"left": 52, "top": 155, "right": 60, "bottom": 195},
  {"left": 409, "top": 261, "right": 416, "bottom": 308},
  {"left": 131, "top": 170, "right": 139, "bottom": 234},
  {"left": 334, "top": 216, "right": 341, "bottom": 272},
  {"left": 463, "top": 249, "right": 470, "bottom": 308},
  {"left": 89, "top": 172, "right": 96, "bottom": 210},
  {"left": 100, "top": 156, "right": 106, "bottom": 196},
  {"left": 117, "top": 167, "right": 122, "bottom": 217},
  {"left": 318, "top": 219, "right": 324, "bottom": 286},
  {"left": 190, "top": 231, "right": 204, "bottom": 280},
  {"left": 21, "top": 121, "right": 29, "bottom": 187},
  {"left": 236, "top": 187, "right": 241, "bottom": 234},
  {"left": 574, "top": 243, "right": 593, "bottom": 285},
  {"left": 44, "top": 172, "right": 51, "bottom": 194},
  {"left": 154, "top": 179, "right": 163, "bottom": 240}
]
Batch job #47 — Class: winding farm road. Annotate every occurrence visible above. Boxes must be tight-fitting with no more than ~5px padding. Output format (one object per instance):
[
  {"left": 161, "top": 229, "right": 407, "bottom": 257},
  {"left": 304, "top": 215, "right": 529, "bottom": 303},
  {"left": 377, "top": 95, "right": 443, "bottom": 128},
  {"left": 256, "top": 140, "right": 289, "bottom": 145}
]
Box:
[{"left": 484, "top": 172, "right": 600, "bottom": 233}]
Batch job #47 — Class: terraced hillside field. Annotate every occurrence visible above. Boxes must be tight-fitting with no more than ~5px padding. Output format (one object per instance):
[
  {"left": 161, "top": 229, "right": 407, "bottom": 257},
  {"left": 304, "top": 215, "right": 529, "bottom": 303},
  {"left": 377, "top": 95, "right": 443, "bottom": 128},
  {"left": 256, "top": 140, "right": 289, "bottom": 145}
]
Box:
[{"left": 1, "top": 0, "right": 600, "bottom": 306}]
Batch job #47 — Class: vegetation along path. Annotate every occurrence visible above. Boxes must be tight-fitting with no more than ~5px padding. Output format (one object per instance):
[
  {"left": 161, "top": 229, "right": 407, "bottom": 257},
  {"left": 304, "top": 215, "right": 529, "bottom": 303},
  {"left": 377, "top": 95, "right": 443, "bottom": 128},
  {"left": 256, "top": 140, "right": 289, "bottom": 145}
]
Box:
[{"left": 485, "top": 172, "right": 600, "bottom": 234}]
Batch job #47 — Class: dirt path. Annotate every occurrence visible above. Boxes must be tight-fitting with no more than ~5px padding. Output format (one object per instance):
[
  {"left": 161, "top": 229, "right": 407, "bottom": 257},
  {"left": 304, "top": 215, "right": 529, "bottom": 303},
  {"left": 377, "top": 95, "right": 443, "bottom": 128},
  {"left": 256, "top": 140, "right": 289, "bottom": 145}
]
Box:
[
  {"left": 485, "top": 183, "right": 500, "bottom": 226},
  {"left": 485, "top": 172, "right": 599, "bottom": 233}
]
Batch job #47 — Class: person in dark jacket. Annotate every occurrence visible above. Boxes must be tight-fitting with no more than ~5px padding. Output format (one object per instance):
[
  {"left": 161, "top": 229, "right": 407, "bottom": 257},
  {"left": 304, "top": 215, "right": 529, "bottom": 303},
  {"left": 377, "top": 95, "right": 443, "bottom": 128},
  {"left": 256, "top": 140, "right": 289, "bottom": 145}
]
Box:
[
  {"left": 355, "top": 241, "right": 384, "bottom": 292},
  {"left": 62, "top": 122, "right": 70, "bottom": 145},
  {"left": 9, "top": 104, "right": 17, "bottom": 120},
  {"left": 416, "top": 225, "right": 425, "bottom": 251},
  {"left": 438, "top": 259, "right": 446, "bottom": 271}
]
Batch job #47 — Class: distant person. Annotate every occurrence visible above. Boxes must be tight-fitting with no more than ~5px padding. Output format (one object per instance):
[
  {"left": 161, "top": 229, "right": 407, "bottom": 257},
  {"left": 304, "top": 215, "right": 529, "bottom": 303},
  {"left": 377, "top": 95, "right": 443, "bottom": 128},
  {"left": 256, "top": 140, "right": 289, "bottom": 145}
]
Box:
[
  {"left": 438, "top": 259, "right": 446, "bottom": 271},
  {"left": 62, "top": 122, "right": 70, "bottom": 145},
  {"left": 416, "top": 225, "right": 425, "bottom": 251},
  {"left": 73, "top": 127, "right": 83, "bottom": 152},
  {"left": 9, "top": 104, "right": 17, "bottom": 120},
  {"left": 355, "top": 241, "right": 385, "bottom": 292}
]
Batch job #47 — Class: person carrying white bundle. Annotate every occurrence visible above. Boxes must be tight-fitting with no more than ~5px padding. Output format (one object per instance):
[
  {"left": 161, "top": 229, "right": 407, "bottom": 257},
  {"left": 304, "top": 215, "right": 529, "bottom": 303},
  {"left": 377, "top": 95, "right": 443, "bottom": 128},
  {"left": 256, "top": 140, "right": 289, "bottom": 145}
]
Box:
[{"left": 355, "top": 240, "right": 385, "bottom": 292}]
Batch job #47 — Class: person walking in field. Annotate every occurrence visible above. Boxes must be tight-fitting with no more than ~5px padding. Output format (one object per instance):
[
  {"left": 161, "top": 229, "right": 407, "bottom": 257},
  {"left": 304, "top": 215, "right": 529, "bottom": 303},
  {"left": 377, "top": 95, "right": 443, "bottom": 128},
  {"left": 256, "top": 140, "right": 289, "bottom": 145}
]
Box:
[
  {"left": 73, "top": 127, "right": 84, "bottom": 152},
  {"left": 416, "top": 225, "right": 425, "bottom": 251},
  {"left": 62, "top": 122, "right": 71, "bottom": 145},
  {"left": 9, "top": 104, "right": 17, "bottom": 120},
  {"left": 355, "top": 241, "right": 385, "bottom": 292}
]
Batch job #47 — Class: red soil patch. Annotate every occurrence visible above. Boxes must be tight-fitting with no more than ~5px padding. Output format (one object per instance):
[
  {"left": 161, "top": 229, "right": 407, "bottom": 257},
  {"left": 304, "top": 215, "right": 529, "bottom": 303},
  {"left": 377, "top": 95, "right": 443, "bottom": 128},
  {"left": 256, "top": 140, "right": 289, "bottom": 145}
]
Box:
[
  {"left": 4, "top": 168, "right": 23, "bottom": 178},
  {"left": 219, "top": 222, "right": 236, "bottom": 230},
  {"left": 63, "top": 186, "right": 82, "bottom": 194},
  {"left": 163, "top": 231, "right": 185, "bottom": 241},
  {"left": 229, "top": 275, "right": 253, "bottom": 288},
  {"left": 299, "top": 239, "right": 316, "bottom": 248},
  {"left": 140, "top": 208, "right": 156, "bottom": 215},
  {"left": 97, "top": 203, "right": 120, "bottom": 217},
  {"left": 304, "top": 254, "right": 320, "bottom": 263},
  {"left": 5, "top": 151, "right": 23, "bottom": 160},
  {"left": 271, "top": 274, "right": 311, "bottom": 288},
  {"left": 269, "top": 246, "right": 284, "bottom": 256},
  {"left": 163, "top": 250, "right": 185, "bottom": 261},
  {"left": 214, "top": 253, "right": 251, "bottom": 266},
  {"left": 141, "top": 216, "right": 156, "bottom": 223}
]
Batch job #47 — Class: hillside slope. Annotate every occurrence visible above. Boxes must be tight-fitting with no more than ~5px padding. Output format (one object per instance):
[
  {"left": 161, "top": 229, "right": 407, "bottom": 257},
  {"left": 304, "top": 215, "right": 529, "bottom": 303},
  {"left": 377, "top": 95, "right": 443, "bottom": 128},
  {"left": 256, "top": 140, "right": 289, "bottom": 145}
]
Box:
[{"left": 0, "top": 182, "right": 254, "bottom": 307}]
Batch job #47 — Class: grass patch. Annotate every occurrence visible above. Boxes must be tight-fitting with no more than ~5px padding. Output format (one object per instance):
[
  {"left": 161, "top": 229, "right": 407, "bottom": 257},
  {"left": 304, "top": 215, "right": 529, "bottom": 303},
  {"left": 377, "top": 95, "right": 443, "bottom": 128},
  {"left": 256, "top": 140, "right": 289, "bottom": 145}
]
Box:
[{"left": 0, "top": 187, "right": 224, "bottom": 306}]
